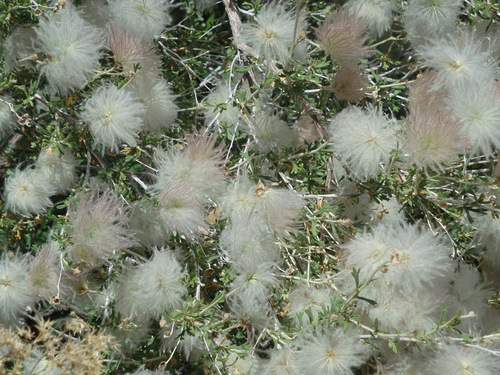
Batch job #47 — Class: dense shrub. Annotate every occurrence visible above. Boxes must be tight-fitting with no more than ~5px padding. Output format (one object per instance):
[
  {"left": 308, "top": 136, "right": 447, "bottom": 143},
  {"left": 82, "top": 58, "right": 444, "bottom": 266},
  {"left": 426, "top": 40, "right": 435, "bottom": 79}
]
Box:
[{"left": 1, "top": 0, "right": 500, "bottom": 374}]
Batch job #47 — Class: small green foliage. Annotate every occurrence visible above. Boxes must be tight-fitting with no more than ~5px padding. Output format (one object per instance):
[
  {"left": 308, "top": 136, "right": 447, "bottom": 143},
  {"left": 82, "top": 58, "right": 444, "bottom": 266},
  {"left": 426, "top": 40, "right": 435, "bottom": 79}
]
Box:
[{"left": 1, "top": 1, "right": 500, "bottom": 374}]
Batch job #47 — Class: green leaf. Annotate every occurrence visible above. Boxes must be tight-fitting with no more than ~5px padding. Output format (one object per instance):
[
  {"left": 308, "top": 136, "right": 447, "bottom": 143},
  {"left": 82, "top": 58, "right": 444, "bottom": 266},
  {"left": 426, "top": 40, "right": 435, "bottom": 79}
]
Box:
[
  {"left": 356, "top": 296, "right": 378, "bottom": 306},
  {"left": 351, "top": 267, "right": 360, "bottom": 288},
  {"left": 388, "top": 340, "right": 398, "bottom": 354}
]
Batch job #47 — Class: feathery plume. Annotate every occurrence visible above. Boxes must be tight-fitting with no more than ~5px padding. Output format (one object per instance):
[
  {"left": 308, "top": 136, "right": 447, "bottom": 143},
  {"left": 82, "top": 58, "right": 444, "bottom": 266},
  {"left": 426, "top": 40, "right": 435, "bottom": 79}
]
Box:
[
  {"left": 328, "top": 106, "right": 398, "bottom": 180},
  {"left": 107, "top": 21, "right": 161, "bottom": 76},
  {"left": 0, "top": 96, "right": 18, "bottom": 137},
  {"left": 35, "top": 147, "right": 78, "bottom": 195},
  {"left": 28, "top": 242, "right": 60, "bottom": 301},
  {"left": 241, "top": 2, "right": 307, "bottom": 63},
  {"left": 254, "top": 181, "right": 304, "bottom": 236},
  {"left": 35, "top": 5, "right": 103, "bottom": 94},
  {"left": 115, "top": 248, "right": 187, "bottom": 320},
  {"left": 404, "top": 0, "right": 462, "bottom": 45},
  {"left": 127, "top": 76, "right": 178, "bottom": 132},
  {"left": 297, "top": 327, "right": 365, "bottom": 375},
  {"left": 154, "top": 129, "right": 226, "bottom": 199},
  {"left": 108, "top": 0, "right": 172, "bottom": 42},
  {"left": 68, "top": 190, "right": 135, "bottom": 265},
  {"left": 449, "top": 80, "right": 500, "bottom": 156},
  {"left": 0, "top": 253, "right": 32, "bottom": 327},
  {"left": 432, "top": 345, "right": 500, "bottom": 375},
  {"left": 2, "top": 27, "right": 39, "bottom": 73},
  {"left": 316, "top": 8, "right": 372, "bottom": 66},
  {"left": 416, "top": 29, "right": 495, "bottom": 91},
  {"left": 128, "top": 199, "right": 165, "bottom": 248},
  {"left": 245, "top": 110, "right": 298, "bottom": 153},
  {"left": 231, "top": 258, "right": 278, "bottom": 304},
  {"left": 331, "top": 66, "right": 368, "bottom": 102},
  {"left": 263, "top": 348, "right": 300, "bottom": 375},
  {"left": 155, "top": 179, "right": 208, "bottom": 238},
  {"left": 403, "top": 107, "right": 468, "bottom": 170},
  {"left": 80, "top": 84, "right": 145, "bottom": 153},
  {"left": 288, "top": 284, "right": 333, "bottom": 326},
  {"left": 345, "top": 0, "right": 396, "bottom": 37},
  {"left": 4, "top": 167, "right": 54, "bottom": 216}
]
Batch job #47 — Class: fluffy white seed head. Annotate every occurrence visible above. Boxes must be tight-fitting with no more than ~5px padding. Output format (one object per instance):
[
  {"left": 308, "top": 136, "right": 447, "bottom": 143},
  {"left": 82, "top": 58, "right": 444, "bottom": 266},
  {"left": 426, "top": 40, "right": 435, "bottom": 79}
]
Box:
[
  {"left": 203, "top": 80, "right": 242, "bottom": 128},
  {"left": 478, "top": 20, "right": 500, "bottom": 62},
  {"left": 155, "top": 180, "right": 208, "bottom": 238},
  {"left": 297, "top": 328, "right": 365, "bottom": 375},
  {"left": 331, "top": 66, "right": 368, "bottom": 102},
  {"left": 108, "top": 0, "right": 172, "bottom": 42},
  {"left": 68, "top": 190, "right": 135, "bottom": 265},
  {"left": 2, "top": 27, "right": 40, "bottom": 73},
  {"left": 154, "top": 129, "right": 226, "bottom": 199},
  {"left": 221, "top": 174, "right": 258, "bottom": 223},
  {"left": 153, "top": 131, "right": 225, "bottom": 238},
  {"left": 416, "top": 29, "right": 496, "bottom": 91},
  {"left": 0, "top": 254, "right": 32, "bottom": 327},
  {"left": 404, "top": 0, "right": 462, "bottom": 46},
  {"left": 223, "top": 353, "right": 258, "bottom": 375},
  {"left": 4, "top": 167, "right": 54, "bottom": 216},
  {"left": 231, "top": 259, "right": 278, "bottom": 304},
  {"left": 383, "top": 223, "right": 454, "bottom": 293},
  {"left": 288, "top": 284, "right": 333, "bottom": 326},
  {"left": 35, "top": 147, "right": 78, "bottom": 194},
  {"left": 107, "top": 21, "right": 161, "bottom": 76},
  {"left": 161, "top": 326, "right": 210, "bottom": 362},
  {"left": 472, "top": 211, "right": 500, "bottom": 268},
  {"left": 254, "top": 181, "right": 304, "bottom": 236},
  {"left": 316, "top": 8, "right": 372, "bottom": 66},
  {"left": 345, "top": 0, "right": 396, "bottom": 37},
  {"left": 328, "top": 106, "right": 398, "bottom": 180},
  {"left": 128, "top": 76, "right": 178, "bottom": 132},
  {"left": 404, "top": 73, "right": 470, "bottom": 166},
  {"left": 110, "top": 321, "right": 151, "bottom": 356},
  {"left": 61, "top": 268, "right": 108, "bottom": 313},
  {"left": 407, "top": 71, "right": 449, "bottom": 120},
  {"left": 403, "top": 107, "right": 468, "bottom": 170},
  {"left": 116, "top": 248, "right": 187, "bottom": 320},
  {"left": 263, "top": 348, "right": 300, "bottom": 375},
  {"left": 28, "top": 242, "right": 59, "bottom": 301},
  {"left": 336, "top": 183, "right": 372, "bottom": 223},
  {"left": 369, "top": 196, "right": 406, "bottom": 226},
  {"left": 81, "top": 84, "right": 145, "bottom": 153},
  {"left": 0, "top": 97, "right": 18, "bottom": 137},
  {"left": 245, "top": 110, "right": 298, "bottom": 153},
  {"left": 368, "top": 290, "right": 440, "bottom": 333},
  {"left": 343, "top": 223, "right": 392, "bottom": 277},
  {"left": 220, "top": 221, "right": 279, "bottom": 264},
  {"left": 129, "top": 199, "right": 165, "bottom": 248},
  {"left": 384, "top": 350, "right": 434, "bottom": 374},
  {"left": 449, "top": 80, "right": 500, "bottom": 156},
  {"left": 445, "top": 266, "right": 493, "bottom": 332},
  {"left": 241, "top": 3, "right": 305, "bottom": 63},
  {"left": 78, "top": 0, "right": 111, "bottom": 29},
  {"left": 35, "top": 5, "right": 103, "bottom": 95},
  {"left": 432, "top": 345, "right": 500, "bottom": 375},
  {"left": 229, "top": 295, "right": 273, "bottom": 331},
  {"left": 341, "top": 223, "right": 453, "bottom": 306}
]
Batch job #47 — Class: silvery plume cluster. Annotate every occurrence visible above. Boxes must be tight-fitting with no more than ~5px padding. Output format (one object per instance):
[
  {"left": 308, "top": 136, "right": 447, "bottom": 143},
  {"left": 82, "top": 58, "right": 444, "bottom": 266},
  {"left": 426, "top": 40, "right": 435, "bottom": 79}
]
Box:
[{"left": 1, "top": 0, "right": 500, "bottom": 374}]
